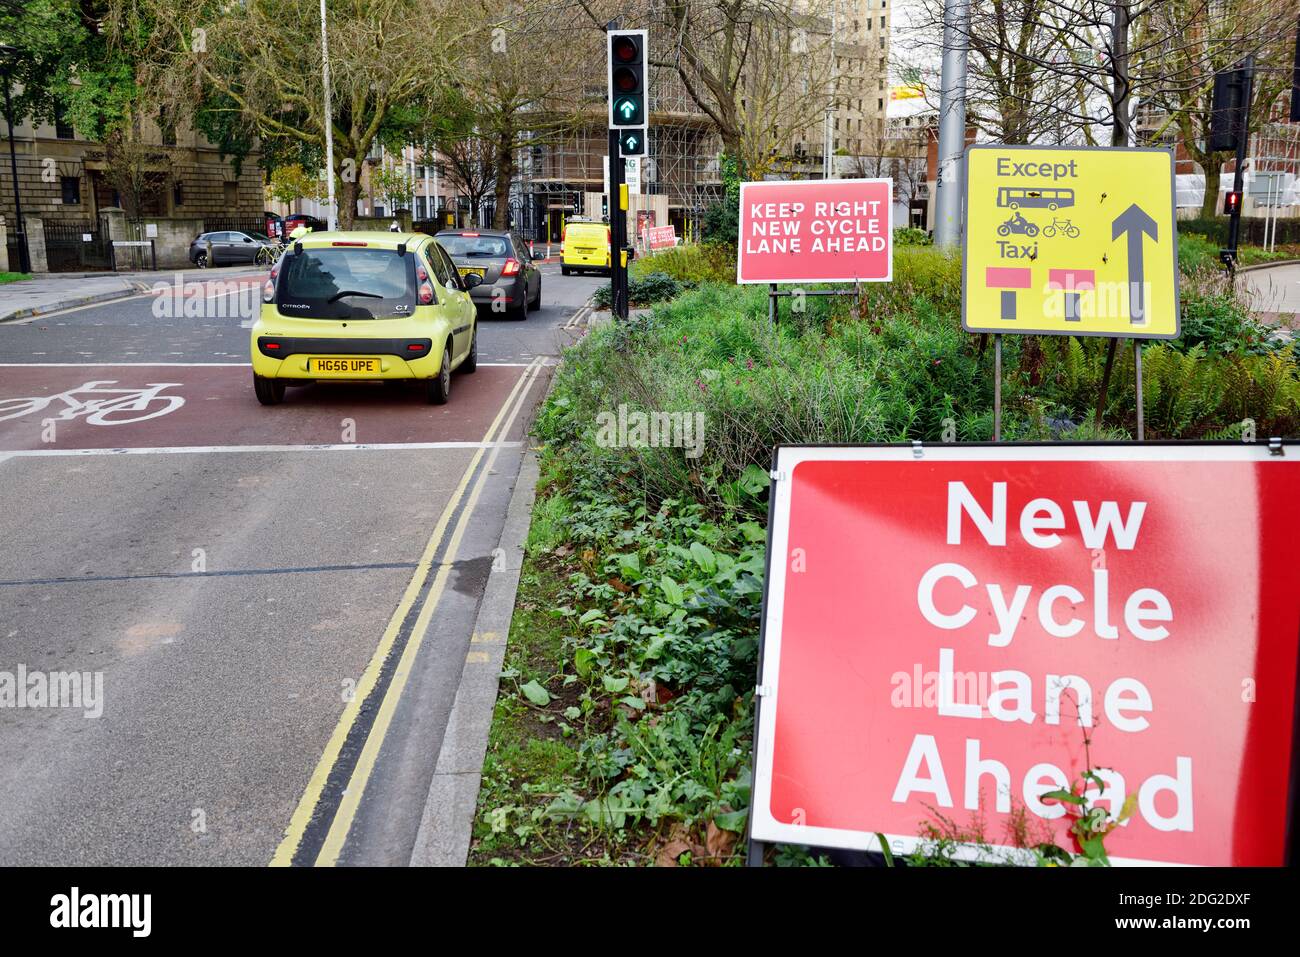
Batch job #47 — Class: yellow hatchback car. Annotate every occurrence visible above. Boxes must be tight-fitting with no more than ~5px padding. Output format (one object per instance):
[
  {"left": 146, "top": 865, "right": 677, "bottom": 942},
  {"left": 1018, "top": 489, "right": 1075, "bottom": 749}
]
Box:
[{"left": 250, "top": 231, "right": 480, "bottom": 405}]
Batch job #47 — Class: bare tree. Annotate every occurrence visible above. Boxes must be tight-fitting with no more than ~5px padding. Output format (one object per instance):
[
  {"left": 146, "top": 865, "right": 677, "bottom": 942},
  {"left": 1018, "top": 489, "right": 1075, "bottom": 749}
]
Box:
[
  {"left": 905, "top": 0, "right": 1288, "bottom": 148},
  {"left": 573, "top": 0, "right": 835, "bottom": 175},
  {"left": 425, "top": 0, "right": 594, "bottom": 230},
  {"left": 1145, "top": 0, "right": 1297, "bottom": 216},
  {"left": 437, "top": 135, "right": 497, "bottom": 225}
]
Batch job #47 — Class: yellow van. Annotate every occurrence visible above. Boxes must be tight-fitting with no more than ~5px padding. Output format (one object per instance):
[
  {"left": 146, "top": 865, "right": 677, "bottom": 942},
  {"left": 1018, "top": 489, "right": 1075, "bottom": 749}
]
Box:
[{"left": 561, "top": 221, "right": 611, "bottom": 276}]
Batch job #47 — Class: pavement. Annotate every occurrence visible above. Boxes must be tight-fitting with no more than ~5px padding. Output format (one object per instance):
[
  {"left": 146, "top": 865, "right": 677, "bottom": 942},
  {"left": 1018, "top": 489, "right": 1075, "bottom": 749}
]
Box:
[
  {"left": 0, "top": 260, "right": 602, "bottom": 866},
  {"left": 1240, "top": 260, "right": 1300, "bottom": 327},
  {"left": 0, "top": 265, "right": 264, "bottom": 323}
]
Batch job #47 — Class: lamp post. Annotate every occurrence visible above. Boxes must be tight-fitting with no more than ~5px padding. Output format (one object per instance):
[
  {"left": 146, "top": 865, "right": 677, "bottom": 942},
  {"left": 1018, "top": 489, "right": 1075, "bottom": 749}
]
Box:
[
  {"left": 319, "top": 0, "right": 337, "bottom": 231},
  {"left": 934, "top": 0, "right": 969, "bottom": 248},
  {"left": 0, "top": 44, "right": 31, "bottom": 273}
]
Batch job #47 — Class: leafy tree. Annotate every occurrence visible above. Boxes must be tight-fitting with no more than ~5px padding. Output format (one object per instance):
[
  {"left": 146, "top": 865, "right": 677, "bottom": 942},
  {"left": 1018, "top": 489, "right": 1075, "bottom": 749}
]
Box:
[
  {"left": 0, "top": 0, "right": 138, "bottom": 137},
  {"left": 120, "top": 0, "right": 464, "bottom": 228},
  {"left": 267, "top": 163, "right": 327, "bottom": 210}
]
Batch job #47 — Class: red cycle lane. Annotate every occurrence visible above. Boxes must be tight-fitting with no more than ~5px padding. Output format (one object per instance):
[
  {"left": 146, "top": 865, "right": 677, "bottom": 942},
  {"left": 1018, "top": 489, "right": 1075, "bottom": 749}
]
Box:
[{"left": 0, "top": 363, "right": 535, "bottom": 452}]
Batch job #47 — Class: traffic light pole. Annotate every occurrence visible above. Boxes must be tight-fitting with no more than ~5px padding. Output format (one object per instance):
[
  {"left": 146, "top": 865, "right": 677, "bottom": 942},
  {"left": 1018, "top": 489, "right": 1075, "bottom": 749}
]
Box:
[{"left": 609, "top": 131, "right": 628, "bottom": 320}]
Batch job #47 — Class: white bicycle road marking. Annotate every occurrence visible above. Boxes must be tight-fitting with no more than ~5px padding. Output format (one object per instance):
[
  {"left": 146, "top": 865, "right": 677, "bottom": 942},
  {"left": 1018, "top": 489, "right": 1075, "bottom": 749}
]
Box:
[{"left": 0, "top": 380, "right": 185, "bottom": 426}]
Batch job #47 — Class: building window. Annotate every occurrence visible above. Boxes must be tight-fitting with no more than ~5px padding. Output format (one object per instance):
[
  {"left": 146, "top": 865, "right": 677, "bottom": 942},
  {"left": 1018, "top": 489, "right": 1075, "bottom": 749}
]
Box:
[
  {"left": 173, "top": 180, "right": 184, "bottom": 207},
  {"left": 878, "top": 98, "right": 884, "bottom": 111},
  {"left": 54, "top": 105, "right": 74, "bottom": 139},
  {"left": 223, "top": 182, "right": 238, "bottom": 207},
  {"left": 880, "top": 16, "right": 886, "bottom": 27},
  {"left": 159, "top": 109, "right": 176, "bottom": 146},
  {"left": 61, "top": 176, "right": 81, "bottom": 205}
]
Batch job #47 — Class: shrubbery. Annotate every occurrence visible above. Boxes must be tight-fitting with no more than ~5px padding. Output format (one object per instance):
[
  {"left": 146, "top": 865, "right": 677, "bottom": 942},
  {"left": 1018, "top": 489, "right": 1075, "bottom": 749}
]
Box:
[{"left": 473, "top": 236, "right": 1299, "bottom": 866}]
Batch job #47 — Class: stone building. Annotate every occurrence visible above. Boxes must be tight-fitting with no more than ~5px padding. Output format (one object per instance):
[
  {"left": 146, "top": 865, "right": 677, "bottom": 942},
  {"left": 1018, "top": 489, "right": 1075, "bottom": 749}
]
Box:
[{"left": 1, "top": 104, "right": 263, "bottom": 270}]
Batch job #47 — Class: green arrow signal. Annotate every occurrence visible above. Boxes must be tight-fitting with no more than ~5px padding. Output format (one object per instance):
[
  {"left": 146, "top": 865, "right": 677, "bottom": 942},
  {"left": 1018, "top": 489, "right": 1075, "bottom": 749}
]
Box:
[
  {"left": 617, "top": 99, "right": 637, "bottom": 119},
  {"left": 625, "top": 134, "right": 639, "bottom": 150}
]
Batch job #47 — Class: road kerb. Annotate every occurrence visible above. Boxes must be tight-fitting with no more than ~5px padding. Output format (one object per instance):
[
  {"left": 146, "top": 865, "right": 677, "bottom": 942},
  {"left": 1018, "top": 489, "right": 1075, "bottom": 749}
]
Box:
[
  {"left": 408, "top": 445, "right": 540, "bottom": 866},
  {"left": 0, "top": 284, "right": 149, "bottom": 323}
]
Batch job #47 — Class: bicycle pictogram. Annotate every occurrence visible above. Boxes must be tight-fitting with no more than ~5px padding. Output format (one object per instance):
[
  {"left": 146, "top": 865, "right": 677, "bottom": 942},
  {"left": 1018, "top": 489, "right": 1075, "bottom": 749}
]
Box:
[
  {"left": 1042, "top": 218, "right": 1081, "bottom": 239},
  {"left": 0, "top": 381, "right": 186, "bottom": 426}
]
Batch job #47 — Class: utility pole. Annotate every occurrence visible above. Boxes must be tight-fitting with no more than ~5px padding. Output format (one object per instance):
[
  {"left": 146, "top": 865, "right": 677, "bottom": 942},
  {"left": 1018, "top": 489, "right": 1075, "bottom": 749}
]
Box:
[
  {"left": 934, "top": 0, "right": 969, "bottom": 248},
  {"left": 0, "top": 46, "right": 30, "bottom": 273},
  {"left": 824, "top": 0, "right": 838, "bottom": 180},
  {"left": 319, "top": 0, "right": 338, "bottom": 231}
]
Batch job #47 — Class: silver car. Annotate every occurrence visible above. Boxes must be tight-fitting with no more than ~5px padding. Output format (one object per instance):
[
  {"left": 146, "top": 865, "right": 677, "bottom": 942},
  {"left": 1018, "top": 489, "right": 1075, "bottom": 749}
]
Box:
[
  {"left": 189, "top": 230, "right": 280, "bottom": 268},
  {"left": 435, "top": 229, "right": 543, "bottom": 320}
]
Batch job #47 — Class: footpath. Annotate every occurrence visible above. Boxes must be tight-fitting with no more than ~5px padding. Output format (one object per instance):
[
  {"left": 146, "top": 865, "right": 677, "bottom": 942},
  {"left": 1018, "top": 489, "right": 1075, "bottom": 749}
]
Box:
[{"left": 0, "top": 266, "right": 264, "bottom": 323}]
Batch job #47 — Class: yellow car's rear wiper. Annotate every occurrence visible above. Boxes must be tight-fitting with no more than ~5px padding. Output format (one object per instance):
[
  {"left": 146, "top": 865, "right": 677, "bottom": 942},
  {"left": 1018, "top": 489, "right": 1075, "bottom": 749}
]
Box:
[{"left": 327, "top": 290, "right": 384, "bottom": 303}]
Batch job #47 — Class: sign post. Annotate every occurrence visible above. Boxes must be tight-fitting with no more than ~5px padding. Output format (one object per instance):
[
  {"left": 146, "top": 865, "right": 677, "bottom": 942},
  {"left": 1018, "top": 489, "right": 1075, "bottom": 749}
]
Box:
[
  {"left": 747, "top": 442, "right": 1300, "bottom": 866},
  {"left": 963, "top": 145, "right": 1180, "bottom": 440},
  {"left": 737, "top": 178, "right": 893, "bottom": 321}
]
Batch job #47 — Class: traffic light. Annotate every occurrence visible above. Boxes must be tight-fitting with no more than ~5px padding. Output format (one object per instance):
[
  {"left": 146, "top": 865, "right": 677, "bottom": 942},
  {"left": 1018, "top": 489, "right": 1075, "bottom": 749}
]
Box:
[
  {"left": 618, "top": 129, "right": 645, "bottom": 156},
  {"left": 1209, "top": 64, "right": 1250, "bottom": 152},
  {"left": 1225, "top": 190, "right": 1242, "bottom": 214},
  {"left": 608, "top": 29, "right": 646, "bottom": 130}
]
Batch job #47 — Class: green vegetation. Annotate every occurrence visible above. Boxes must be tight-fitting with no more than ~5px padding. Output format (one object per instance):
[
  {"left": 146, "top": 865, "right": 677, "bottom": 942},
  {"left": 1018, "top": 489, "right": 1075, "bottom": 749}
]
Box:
[
  {"left": 0, "top": 272, "right": 32, "bottom": 285},
  {"left": 474, "top": 236, "right": 1299, "bottom": 867},
  {"left": 1179, "top": 217, "right": 1300, "bottom": 267}
]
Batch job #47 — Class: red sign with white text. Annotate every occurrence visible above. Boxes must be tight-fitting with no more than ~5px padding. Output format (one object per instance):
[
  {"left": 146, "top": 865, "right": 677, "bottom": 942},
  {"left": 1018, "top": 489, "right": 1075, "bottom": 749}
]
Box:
[
  {"left": 736, "top": 179, "right": 893, "bottom": 284},
  {"left": 750, "top": 445, "right": 1300, "bottom": 866},
  {"left": 646, "top": 225, "right": 677, "bottom": 250}
]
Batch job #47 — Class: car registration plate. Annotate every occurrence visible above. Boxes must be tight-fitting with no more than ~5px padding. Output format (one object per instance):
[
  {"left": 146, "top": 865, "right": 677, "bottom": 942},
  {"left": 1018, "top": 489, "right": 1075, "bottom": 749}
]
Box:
[
  {"left": 307, "top": 357, "right": 381, "bottom": 375},
  {"left": 458, "top": 267, "right": 486, "bottom": 279}
]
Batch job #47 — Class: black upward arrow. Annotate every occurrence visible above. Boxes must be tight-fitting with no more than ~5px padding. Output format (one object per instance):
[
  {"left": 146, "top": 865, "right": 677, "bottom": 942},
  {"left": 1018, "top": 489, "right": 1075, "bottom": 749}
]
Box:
[{"left": 1111, "top": 204, "right": 1159, "bottom": 324}]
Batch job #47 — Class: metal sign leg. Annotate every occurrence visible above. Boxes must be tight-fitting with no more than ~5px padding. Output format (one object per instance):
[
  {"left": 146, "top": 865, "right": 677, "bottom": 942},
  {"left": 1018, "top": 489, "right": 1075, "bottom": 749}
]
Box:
[
  {"left": 769, "top": 283, "right": 777, "bottom": 325},
  {"left": 1135, "top": 340, "right": 1144, "bottom": 441},
  {"left": 993, "top": 334, "right": 1002, "bottom": 442}
]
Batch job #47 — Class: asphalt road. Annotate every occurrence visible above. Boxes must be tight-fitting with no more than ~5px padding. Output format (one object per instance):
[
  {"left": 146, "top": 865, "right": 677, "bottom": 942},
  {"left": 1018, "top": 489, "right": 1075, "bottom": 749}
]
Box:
[{"left": 0, "top": 262, "right": 602, "bottom": 865}]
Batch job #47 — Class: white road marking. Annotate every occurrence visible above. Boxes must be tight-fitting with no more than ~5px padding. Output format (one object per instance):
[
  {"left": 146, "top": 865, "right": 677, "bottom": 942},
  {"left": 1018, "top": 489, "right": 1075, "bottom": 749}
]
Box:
[{"left": 0, "top": 441, "right": 524, "bottom": 459}]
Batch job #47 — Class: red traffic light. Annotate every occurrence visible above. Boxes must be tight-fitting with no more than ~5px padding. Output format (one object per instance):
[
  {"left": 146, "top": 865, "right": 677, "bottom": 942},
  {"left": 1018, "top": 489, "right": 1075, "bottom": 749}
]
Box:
[
  {"left": 612, "top": 35, "right": 639, "bottom": 63},
  {"left": 1225, "top": 190, "right": 1242, "bottom": 213},
  {"left": 613, "top": 66, "right": 638, "bottom": 92}
]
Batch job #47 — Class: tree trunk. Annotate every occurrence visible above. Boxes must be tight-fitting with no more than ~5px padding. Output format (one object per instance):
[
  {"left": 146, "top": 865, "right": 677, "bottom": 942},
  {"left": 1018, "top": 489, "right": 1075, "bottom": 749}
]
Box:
[
  {"left": 492, "top": 130, "right": 514, "bottom": 231},
  {"left": 1110, "top": 1, "right": 1131, "bottom": 147},
  {"left": 1200, "top": 156, "right": 1223, "bottom": 218},
  {"left": 337, "top": 173, "right": 359, "bottom": 231}
]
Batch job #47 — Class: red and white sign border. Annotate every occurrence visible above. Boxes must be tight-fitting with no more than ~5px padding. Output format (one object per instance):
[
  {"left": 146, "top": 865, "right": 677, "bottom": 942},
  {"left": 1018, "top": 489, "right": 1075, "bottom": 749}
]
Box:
[
  {"left": 735, "top": 177, "right": 895, "bottom": 285},
  {"left": 749, "top": 442, "right": 1300, "bottom": 867}
]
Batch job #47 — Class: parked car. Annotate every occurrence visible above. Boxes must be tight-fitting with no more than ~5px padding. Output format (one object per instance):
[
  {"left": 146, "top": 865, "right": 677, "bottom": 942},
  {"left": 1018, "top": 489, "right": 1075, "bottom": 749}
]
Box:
[
  {"left": 249, "top": 231, "right": 480, "bottom": 405},
  {"left": 435, "top": 229, "right": 543, "bottom": 320},
  {"left": 282, "top": 213, "right": 327, "bottom": 238},
  {"left": 189, "top": 230, "right": 281, "bottom": 268},
  {"left": 561, "top": 221, "right": 611, "bottom": 275}
]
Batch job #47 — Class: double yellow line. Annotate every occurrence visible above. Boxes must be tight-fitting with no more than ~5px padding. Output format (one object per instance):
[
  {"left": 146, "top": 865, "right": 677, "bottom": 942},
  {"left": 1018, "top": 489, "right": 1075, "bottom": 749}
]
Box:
[{"left": 270, "top": 358, "right": 544, "bottom": 867}]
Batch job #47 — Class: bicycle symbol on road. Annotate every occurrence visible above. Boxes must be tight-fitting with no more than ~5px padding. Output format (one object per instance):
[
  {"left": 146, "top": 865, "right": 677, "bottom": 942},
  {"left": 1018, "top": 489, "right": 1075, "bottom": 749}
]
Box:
[{"left": 0, "top": 381, "right": 186, "bottom": 426}]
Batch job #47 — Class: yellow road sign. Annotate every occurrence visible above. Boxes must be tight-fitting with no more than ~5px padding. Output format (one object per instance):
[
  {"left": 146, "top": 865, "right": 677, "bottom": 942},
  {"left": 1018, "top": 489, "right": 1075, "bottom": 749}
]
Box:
[{"left": 962, "top": 145, "right": 1180, "bottom": 339}]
